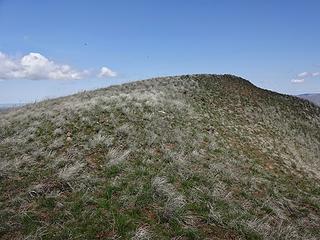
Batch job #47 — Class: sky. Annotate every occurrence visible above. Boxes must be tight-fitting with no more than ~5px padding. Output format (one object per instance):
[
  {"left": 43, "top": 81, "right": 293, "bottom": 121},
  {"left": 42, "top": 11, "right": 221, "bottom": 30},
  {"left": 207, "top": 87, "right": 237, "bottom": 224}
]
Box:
[{"left": 0, "top": 0, "right": 319, "bottom": 104}]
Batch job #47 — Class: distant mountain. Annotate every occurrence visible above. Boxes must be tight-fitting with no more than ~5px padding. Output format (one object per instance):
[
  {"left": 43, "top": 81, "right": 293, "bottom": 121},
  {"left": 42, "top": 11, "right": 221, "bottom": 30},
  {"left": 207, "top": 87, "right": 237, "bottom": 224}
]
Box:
[{"left": 298, "top": 93, "right": 320, "bottom": 106}]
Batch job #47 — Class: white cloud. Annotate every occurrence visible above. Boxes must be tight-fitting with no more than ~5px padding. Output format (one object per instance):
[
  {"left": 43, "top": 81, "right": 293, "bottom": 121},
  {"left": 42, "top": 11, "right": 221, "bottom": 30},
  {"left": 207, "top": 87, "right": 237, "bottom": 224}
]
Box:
[
  {"left": 98, "top": 66, "right": 117, "bottom": 78},
  {"left": 291, "top": 78, "right": 305, "bottom": 84},
  {"left": 291, "top": 69, "right": 320, "bottom": 83},
  {"left": 0, "top": 52, "right": 89, "bottom": 80},
  {"left": 298, "top": 72, "right": 309, "bottom": 78}
]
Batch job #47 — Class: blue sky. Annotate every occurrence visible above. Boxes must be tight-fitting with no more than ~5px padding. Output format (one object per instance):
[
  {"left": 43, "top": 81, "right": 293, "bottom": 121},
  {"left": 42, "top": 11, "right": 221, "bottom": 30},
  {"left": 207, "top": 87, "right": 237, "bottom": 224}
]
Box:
[{"left": 0, "top": 0, "right": 319, "bottom": 103}]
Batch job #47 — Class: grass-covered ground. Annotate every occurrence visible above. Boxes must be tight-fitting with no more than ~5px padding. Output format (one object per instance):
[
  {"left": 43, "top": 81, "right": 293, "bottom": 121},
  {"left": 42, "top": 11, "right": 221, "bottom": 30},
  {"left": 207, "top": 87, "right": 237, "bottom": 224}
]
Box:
[{"left": 1, "top": 74, "right": 320, "bottom": 239}]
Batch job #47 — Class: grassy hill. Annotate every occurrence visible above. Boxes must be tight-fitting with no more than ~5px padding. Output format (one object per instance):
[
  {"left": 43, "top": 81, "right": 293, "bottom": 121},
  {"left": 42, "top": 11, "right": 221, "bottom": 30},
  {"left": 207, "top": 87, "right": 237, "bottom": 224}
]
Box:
[{"left": 1, "top": 74, "right": 320, "bottom": 240}]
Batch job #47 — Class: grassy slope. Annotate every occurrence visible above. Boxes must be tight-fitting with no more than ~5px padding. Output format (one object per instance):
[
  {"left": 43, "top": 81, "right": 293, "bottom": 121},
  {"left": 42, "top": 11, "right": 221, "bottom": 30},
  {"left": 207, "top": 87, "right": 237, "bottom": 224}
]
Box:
[{"left": 1, "top": 74, "right": 320, "bottom": 240}]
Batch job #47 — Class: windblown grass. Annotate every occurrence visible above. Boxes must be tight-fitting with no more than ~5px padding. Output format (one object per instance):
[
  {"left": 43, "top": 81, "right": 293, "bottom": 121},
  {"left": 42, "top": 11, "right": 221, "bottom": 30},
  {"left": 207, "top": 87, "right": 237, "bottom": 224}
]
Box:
[{"left": 1, "top": 74, "right": 320, "bottom": 239}]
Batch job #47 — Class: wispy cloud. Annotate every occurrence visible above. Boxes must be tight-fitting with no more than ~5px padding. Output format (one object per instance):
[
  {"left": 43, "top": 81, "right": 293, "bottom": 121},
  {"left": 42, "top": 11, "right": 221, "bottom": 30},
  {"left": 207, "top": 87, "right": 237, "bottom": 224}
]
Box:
[
  {"left": 298, "top": 72, "right": 309, "bottom": 78},
  {"left": 0, "top": 51, "right": 116, "bottom": 80},
  {"left": 291, "top": 68, "right": 320, "bottom": 84},
  {"left": 291, "top": 78, "right": 305, "bottom": 84}
]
